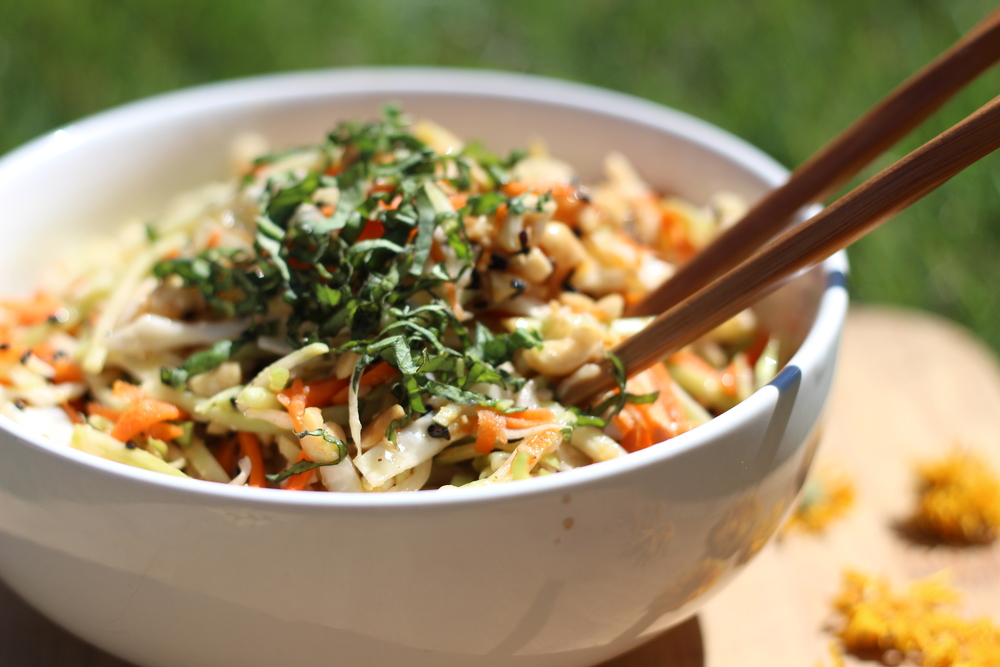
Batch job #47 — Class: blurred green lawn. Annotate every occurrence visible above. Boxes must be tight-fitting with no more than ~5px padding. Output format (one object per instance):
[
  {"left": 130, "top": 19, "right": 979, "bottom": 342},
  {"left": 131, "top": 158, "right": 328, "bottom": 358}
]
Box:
[{"left": 2, "top": 0, "right": 999, "bottom": 348}]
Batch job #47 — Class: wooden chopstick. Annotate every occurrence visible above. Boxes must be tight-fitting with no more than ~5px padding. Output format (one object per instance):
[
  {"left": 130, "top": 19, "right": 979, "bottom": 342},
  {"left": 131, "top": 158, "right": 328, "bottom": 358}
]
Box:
[
  {"left": 627, "top": 7, "right": 1000, "bottom": 318},
  {"left": 561, "top": 94, "right": 1000, "bottom": 406}
]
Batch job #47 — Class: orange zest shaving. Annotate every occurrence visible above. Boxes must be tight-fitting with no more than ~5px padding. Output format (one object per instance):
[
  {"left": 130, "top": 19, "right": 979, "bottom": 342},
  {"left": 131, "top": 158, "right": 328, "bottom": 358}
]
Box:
[
  {"left": 909, "top": 448, "right": 1000, "bottom": 545},
  {"left": 826, "top": 569, "right": 1000, "bottom": 667}
]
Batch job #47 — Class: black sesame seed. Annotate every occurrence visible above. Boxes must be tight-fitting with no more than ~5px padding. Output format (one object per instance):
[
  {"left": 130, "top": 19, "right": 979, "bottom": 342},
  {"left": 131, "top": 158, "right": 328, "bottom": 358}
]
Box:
[
  {"left": 19, "top": 350, "right": 31, "bottom": 365},
  {"left": 230, "top": 396, "right": 238, "bottom": 409},
  {"left": 181, "top": 309, "right": 198, "bottom": 322},
  {"left": 427, "top": 423, "right": 451, "bottom": 439},
  {"left": 518, "top": 230, "right": 530, "bottom": 254},
  {"left": 571, "top": 226, "right": 583, "bottom": 238},
  {"left": 125, "top": 442, "right": 137, "bottom": 450},
  {"left": 52, "top": 350, "right": 67, "bottom": 360},
  {"left": 469, "top": 269, "right": 482, "bottom": 289},
  {"left": 561, "top": 268, "right": 578, "bottom": 293},
  {"left": 0, "top": 343, "right": 9, "bottom": 351},
  {"left": 13, "top": 400, "right": 26, "bottom": 410},
  {"left": 511, "top": 278, "right": 527, "bottom": 298},
  {"left": 488, "top": 253, "right": 508, "bottom": 271},
  {"left": 46, "top": 314, "right": 60, "bottom": 324}
]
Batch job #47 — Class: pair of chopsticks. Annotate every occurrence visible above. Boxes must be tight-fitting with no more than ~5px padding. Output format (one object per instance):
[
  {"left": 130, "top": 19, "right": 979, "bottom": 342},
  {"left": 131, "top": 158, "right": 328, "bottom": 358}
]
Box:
[{"left": 562, "top": 8, "right": 1000, "bottom": 406}]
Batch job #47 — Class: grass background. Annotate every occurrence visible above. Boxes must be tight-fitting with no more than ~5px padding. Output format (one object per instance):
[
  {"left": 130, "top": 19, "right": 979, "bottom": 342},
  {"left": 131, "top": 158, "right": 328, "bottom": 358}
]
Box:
[{"left": 1, "top": 0, "right": 999, "bottom": 349}]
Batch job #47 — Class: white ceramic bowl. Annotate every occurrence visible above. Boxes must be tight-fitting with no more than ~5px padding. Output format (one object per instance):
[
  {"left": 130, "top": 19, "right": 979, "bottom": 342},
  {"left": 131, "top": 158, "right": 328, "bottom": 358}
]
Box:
[{"left": 0, "top": 68, "right": 847, "bottom": 667}]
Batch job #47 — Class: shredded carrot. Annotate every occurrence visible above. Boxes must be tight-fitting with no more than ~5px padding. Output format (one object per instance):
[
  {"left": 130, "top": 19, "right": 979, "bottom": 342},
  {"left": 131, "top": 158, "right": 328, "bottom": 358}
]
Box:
[
  {"left": 31, "top": 342, "right": 84, "bottom": 383},
  {"left": 444, "top": 282, "right": 468, "bottom": 321},
  {"left": 277, "top": 378, "right": 308, "bottom": 431},
  {"left": 429, "top": 239, "right": 446, "bottom": 263},
  {"left": 144, "top": 422, "right": 185, "bottom": 442},
  {"left": 288, "top": 257, "right": 313, "bottom": 271},
  {"left": 356, "top": 219, "right": 385, "bottom": 241},
  {"left": 86, "top": 402, "right": 122, "bottom": 422},
  {"left": 278, "top": 376, "right": 349, "bottom": 410},
  {"left": 659, "top": 208, "right": 697, "bottom": 262},
  {"left": 111, "top": 399, "right": 183, "bottom": 443},
  {"left": 376, "top": 195, "right": 403, "bottom": 211},
  {"left": 60, "top": 403, "right": 86, "bottom": 425},
  {"left": 161, "top": 248, "right": 182, "bottom": 261},
  {"left": 236, "top": 431, "right": 267, "bottom": 488},
  {"left": 719, "top": 361, "right": 738, "bottom": 398},
  {"left": 284, "top": 450, "right": 314, "bottom": 491},
  {"left": 742, "top": 332, "right": 771, "bottom": 367},
  {"left": 620, "top": 410, "right": 654, "bottom": 452},
  {"left": 360, "top": 361, "right": 400, "bottom": 386},
  {"left": 0, "top": 292, "right": 62, "bottom": 326},
  {"left": 504, "top": 408, "right": 555, "bottom": 430},
  {"left": 449, "top": 193, "right": 468, "bottom": 210},
  {"left": 206, "top": 227, "right": 223, "bottom": 248},
  {"left": 475, "top": 409, "right": 507, "bottom": 454},
  {"left": 329, "top": 361, "right": 402, "bottom": 404},
  {"left": 502, "top": 181, "right": 531, "bottom": 197},
  {"left": 211, "top": 437, "right": 239, "bottom": 475},
  {"left": 495, "top": 203, "right": 509, "bottom": 225},
  {"left": 112, "top": 380, "right": 145, "bottom": 405}
]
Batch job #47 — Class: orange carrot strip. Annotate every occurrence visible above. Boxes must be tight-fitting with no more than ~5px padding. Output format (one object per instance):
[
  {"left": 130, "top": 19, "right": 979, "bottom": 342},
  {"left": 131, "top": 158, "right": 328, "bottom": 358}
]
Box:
[
  {"left": 111, "top": 380, "right": 145, "bottom": 405},
  {"left": 719, "top": 361, "right": 738, "bottom": 398},
  {"left": 329, "top": 361, "right": 401, "bottom": 404},
  {"left": 236, "top": 432, "right": 267, "bottom": 488},
  {"left": 31, "top": 342, "right": 85, "bottom": 383},
  {"left": 111, "top": 399, "right": 183, "bottom": 443},
  {"left": 362, "top": 362, "right": 399, "bottom": 386},
  {"left": 212, "top": 437, "right": 239, "bottom": 476},
  {"left": 501, "top": 181, "right": 531, "bottom": 197},
  {"left": 286, "top": 389, "right": 307, "bottom": 432},
  {"left": 429, "top": 239, "right": 446, "bottom": 263},
  {"left": 50, "top": 359, "right": 84, "bottom": 384},
  {"left": 60, "top": 403, "right": 86, "bottom": 425},
  {"left": 144, "top": 422, "right": 185, "bottom": 442},
  {"left": 743, "top": 332, "right": 771, "bottom": 367},
  {"left": 444, "top": 282, "right": 468, "bottom": 321},
  {"left": 495, "top": 203, "right": 509, "bottom": 224},
  {"left": 503, "top": 408, "right": 555, "bottom": 429},
  {"left": 278, "top": 376, "right": 349, "bottom": 410},
  {"left": 206, "top": 227, "right": 223, "bottom": 249},
  {"left": 0, "top": 292, "right": 62, "bottom": 325},
  {"left": 302, "top": 377, "right": 350, "bottom": 408},
  {"left": 449, "top": 193, "right": 469, "bottom": 210},
  {"left": 475, "top": 409, "right": 507, "bottom": 454},
  {"left": 86, "top": 402, "right": 122, "bottom": 422},
  {"left": 621, "top": 416, "right": 653, "bottom": 453},
  {"left": 356, "top": 219, "right": 385, "bottom": 241},
  {"left": 284, "top": 450, "right": 314, "bottom": 491}
]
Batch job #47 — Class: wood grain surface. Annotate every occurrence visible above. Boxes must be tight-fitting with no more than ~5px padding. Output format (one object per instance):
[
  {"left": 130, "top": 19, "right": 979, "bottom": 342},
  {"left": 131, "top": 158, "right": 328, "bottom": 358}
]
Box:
[{"left": 3, "top": 306, "right": 999, "bottom": 666}]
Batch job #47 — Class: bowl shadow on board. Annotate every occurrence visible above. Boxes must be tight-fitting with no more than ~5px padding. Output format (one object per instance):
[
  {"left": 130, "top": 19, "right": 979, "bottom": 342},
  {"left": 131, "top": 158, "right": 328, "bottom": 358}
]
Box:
[{"left": 0, "top": 574, "right": 705, "bottom": 667}]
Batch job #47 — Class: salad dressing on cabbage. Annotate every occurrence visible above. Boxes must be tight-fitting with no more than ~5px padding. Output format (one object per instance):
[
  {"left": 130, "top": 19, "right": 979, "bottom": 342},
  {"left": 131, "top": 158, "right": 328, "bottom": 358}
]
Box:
[{"left": 0, "top": 109, "right": 781, "bottom": 491}]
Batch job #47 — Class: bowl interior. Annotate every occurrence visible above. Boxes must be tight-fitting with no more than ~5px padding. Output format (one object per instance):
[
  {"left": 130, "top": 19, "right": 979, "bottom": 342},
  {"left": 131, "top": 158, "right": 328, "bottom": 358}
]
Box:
[{"left": 0, "top": 67, "right": 832, "bottom": 494}]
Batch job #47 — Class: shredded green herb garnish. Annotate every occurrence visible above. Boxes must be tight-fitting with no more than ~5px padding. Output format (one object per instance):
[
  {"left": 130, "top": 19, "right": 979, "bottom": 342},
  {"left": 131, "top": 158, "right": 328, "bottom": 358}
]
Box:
[{"left": 155, "top": 109, "right": 541, "bottom": 424}]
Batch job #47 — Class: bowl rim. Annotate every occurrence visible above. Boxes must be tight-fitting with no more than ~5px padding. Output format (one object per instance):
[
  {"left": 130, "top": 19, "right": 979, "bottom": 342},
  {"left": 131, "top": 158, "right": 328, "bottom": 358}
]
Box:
[{"left": 0, "top": 66, "right": 849, "bottom": 510}]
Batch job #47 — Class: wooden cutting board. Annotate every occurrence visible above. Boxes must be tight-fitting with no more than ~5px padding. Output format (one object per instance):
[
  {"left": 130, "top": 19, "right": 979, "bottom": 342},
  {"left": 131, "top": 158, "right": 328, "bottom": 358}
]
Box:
[{"left": 3, "top": 306, "right": 999, "bottom": 666}]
